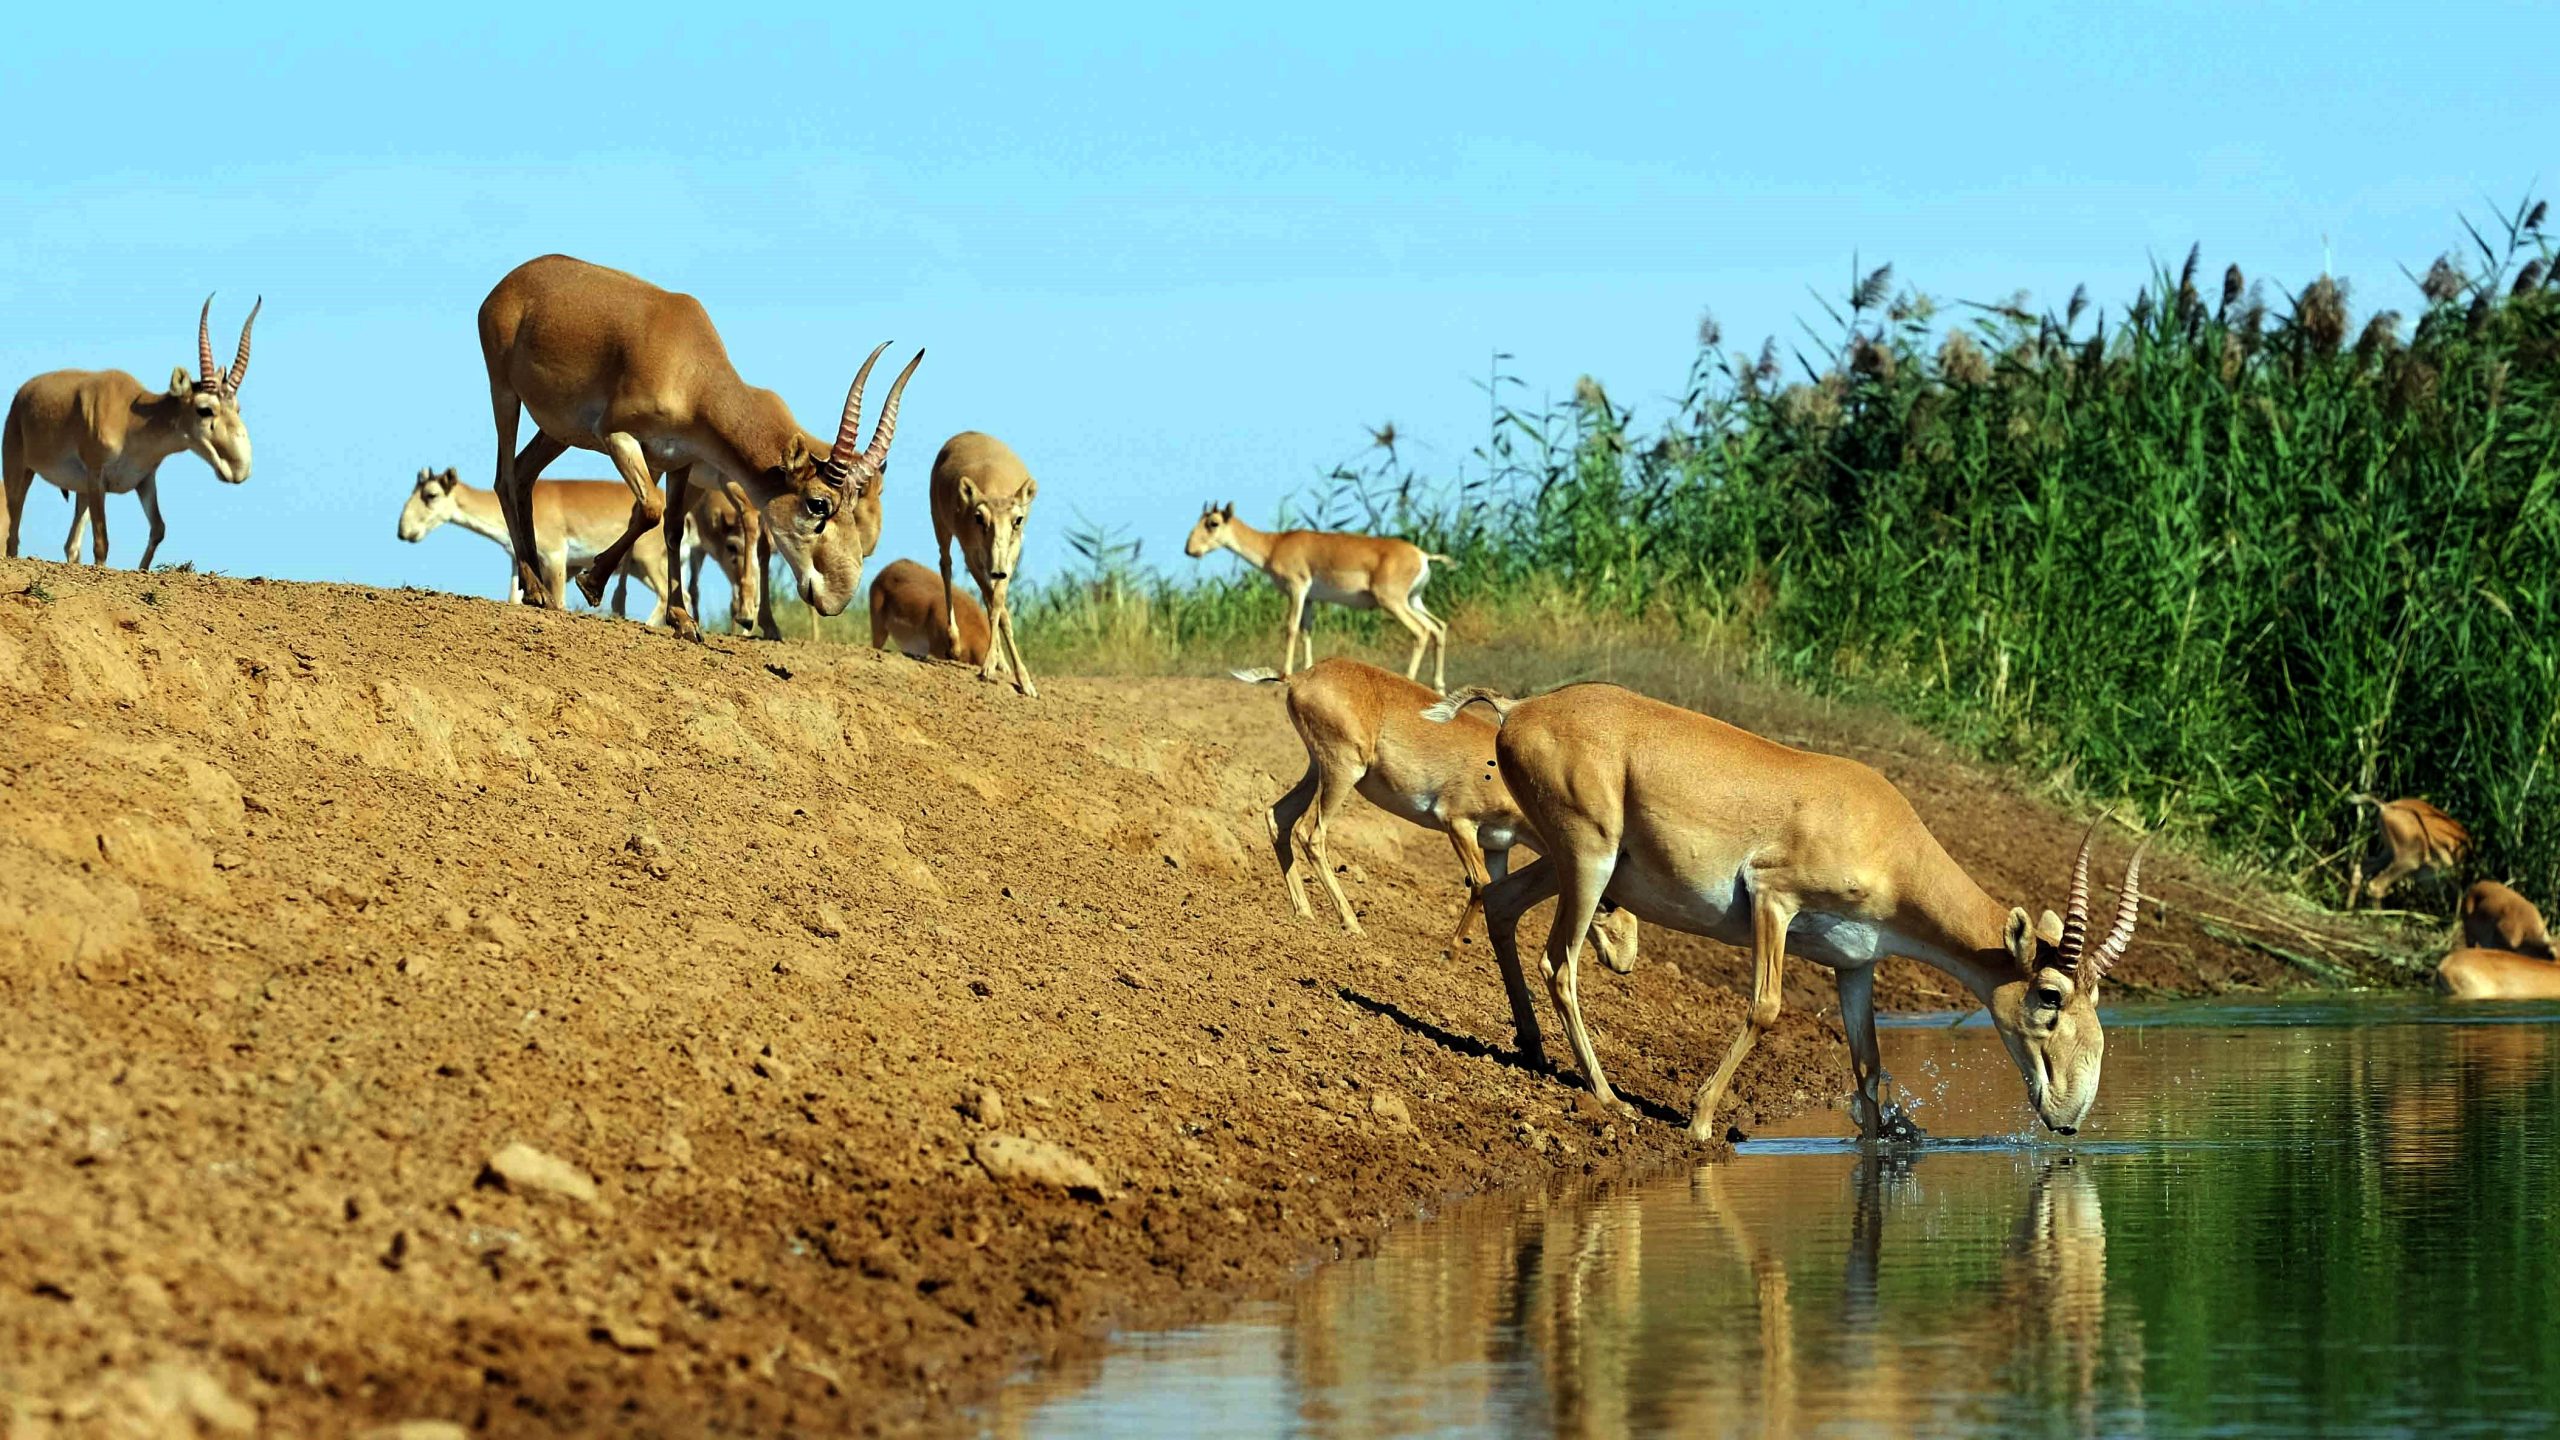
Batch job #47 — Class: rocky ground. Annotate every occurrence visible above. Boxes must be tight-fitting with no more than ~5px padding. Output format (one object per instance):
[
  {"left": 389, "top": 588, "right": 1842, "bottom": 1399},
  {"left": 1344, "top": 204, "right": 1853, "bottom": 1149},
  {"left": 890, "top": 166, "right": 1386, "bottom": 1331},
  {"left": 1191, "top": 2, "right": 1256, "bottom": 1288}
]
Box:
[{"left": 0, "top": 560, "right": 2347, "bottom": 1436}]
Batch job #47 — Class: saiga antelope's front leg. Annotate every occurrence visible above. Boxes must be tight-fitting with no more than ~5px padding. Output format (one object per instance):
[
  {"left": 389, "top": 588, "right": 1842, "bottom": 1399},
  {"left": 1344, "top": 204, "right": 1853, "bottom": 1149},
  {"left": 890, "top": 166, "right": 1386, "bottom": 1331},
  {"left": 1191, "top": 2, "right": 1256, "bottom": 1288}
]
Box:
[
  {"left": 1835, "top": 965, "right": 1888, "bottom": 1139},
  {"left": 653, "top": 465, "right": 703, "bottom": 643},
  {"left": 1543, "top": 849, "right": 1621, "bottom": 1106},
  {"left": 1692, "top": 884, "right": 1796, "bottom": 1141},
  {"left": 576, "top": 432, "right": 669, "bottom": 620},
  {"left": 1280, "top": 581, "right": 1312, "bottom": 676}
]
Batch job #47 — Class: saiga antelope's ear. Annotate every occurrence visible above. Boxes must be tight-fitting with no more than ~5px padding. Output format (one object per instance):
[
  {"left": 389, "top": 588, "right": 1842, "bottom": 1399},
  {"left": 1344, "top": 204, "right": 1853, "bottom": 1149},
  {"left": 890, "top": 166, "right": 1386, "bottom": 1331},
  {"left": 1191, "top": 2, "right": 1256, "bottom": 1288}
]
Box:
[
  {"left": 782, "top": 433, "right": 813, "bottom": 475},
  {"left": 2005, "top": 907, "right": 2038, "bottom": 968},
  {"left": 169, "top": 367, "right": 194, "bottom": 398},
  {"left": 2037, "top": 909, "right": 2065, "bottom": 947},
  {"left": 1022, "top": 476, "right": 1037, "bottom": 503},
  {"left": 956, "top": 475, "right": 982, "bottom": 510}
]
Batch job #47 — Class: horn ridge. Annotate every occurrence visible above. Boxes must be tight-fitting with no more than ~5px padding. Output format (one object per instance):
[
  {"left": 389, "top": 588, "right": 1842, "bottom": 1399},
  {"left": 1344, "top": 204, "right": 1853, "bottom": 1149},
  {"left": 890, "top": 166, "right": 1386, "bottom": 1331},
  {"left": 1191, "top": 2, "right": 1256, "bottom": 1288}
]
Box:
[
  {"left": 2085, "top": 841, "right": 2148, "bottom": 981},
  {"left": 862, "top": 348, "right": 925, "bottom": 468},
  {"left": 198, "top": 296, "right": 218, "bottom": 387},
  {"left": 224, "top": 296, "right": 261, "bottom": 396},
  {"left": 832, "top": 341, "right": 894, "bottom": 467},
  {"left": 2058, "top": 822, "right": 2097, "bottom": 961}
]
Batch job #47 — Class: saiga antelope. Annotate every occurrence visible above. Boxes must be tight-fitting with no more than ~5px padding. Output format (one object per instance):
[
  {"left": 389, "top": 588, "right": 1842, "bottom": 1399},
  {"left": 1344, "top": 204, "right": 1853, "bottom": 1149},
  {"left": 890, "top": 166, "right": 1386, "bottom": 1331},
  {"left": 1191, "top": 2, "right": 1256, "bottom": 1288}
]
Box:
[
  {"left": 870, "top": 557, "right": 991, "bottom": 665},
  {"left": 1184, "top": 503, "right": 1452, "bottom": 690},
  {"left": 1428, "top": 682, "right": 2140, "bottom": 1141},
  {"left": 398, "top": 465, "right": 758, "bottom": 628},
  {"left": 2438, "top": 947, "right": 2560, "bottom": 999},
  {"left": 3, "top": 297, "right": 260, "bottom": 569},
  {"left": 2346, "top": 794, "right": 2469, "bottom": 908},
  {"left": 2460, "top": 880, "right": 2554, "bottom": 958},
  {"left": 1235, "top": 658, "right": 1637, "bottom": 970},
  {"left": 476, "top": 254, "right": 919, "bottom": 639},
  {"left": 930, "top": 431, "right": 1039, "bottom": 696}
]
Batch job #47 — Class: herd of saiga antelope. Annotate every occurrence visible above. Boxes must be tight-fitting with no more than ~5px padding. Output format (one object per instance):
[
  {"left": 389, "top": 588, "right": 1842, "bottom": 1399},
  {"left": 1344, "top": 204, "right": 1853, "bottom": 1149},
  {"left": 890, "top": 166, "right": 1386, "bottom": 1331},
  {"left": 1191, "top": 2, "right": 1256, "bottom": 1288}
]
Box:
[{"left": 2, "top": 255, "right": 2537, "bottom": 1144}]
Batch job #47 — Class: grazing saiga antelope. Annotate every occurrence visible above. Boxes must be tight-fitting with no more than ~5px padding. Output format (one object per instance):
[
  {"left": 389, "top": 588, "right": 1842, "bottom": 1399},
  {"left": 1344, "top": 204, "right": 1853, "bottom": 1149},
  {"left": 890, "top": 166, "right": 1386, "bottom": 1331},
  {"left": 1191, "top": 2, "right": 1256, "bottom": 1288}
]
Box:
[
  {"left": 3, "top": 297, "right": 260, "bottom": 569},
  {"left": 929, "top": 431, "right": 1039, "bottom": 696},
  {"left": 2460, "top": 880, "right": 2554, "bottom": 958},
  {"left": 1184, "top": 503, "right": 1452, "bottom": 690},
  {"left": 1234, "top": 658, "right": 1637, "bottom": 970},
  {"left": 869, "top": 557, "right": 991, "bottom": 665},
  {"left": 1427, "top": 682, "right": 2141, "bottom": 1141},
  {"left": 2347, "top": 794, "right": 2469, "bottom": 908},
  {"left": 476, "top": 254, "right": 919, "bottom": 639}
]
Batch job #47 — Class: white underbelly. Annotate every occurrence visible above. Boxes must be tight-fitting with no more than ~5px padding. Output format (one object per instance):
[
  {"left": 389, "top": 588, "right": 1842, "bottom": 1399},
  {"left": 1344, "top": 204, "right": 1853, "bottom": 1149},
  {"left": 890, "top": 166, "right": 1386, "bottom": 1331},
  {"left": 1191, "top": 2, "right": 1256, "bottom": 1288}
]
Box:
[{"left": 1604, "top": 856, "right": 1888, "bottom": 970}]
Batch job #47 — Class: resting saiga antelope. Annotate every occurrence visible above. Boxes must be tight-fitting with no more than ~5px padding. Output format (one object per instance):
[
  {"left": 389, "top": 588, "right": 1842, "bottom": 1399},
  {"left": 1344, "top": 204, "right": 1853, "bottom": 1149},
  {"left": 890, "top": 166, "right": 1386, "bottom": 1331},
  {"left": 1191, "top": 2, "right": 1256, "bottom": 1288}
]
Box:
[
  {"left": 1185, "top": 503, "right": 1452, "bottom": 690},
  {"left": 1235, "top": 658, "right": 1637, "bottom": 969},
  {"left": 1428, "top": 682, "right": 2142, "bottom": 1140},
  {"left": 870, "top": 557, "right": 991, "bottom": 665},
  {"left": 2346, "top": 794, "right": 2469, "bottom": 908},
  {"left": 3, "top": 297, "right": 260, "bottom": 568},
  {"left": 930, "top": 432, "right": 1038, "bottom": 695},
  {"left": 476, "top": 254, "right": 919, "bottom": 639}
]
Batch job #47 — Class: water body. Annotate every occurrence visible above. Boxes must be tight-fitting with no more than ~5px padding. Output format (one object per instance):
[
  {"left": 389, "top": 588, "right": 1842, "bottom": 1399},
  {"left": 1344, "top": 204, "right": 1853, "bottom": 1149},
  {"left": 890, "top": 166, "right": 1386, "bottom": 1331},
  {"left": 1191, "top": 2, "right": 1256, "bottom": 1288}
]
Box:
[{"left": 987, "top": 996, "right": 2560, "bottom": 1438}]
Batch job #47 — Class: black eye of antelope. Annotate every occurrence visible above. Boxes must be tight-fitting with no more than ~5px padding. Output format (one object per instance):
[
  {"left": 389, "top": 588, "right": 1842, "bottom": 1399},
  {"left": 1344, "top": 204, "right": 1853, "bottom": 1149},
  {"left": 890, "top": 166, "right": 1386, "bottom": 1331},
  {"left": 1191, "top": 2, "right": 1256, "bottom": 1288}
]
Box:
[
  {"left": 2035, "top": 987, "right": 2065, "bottom": 1011},
  {"left": 804, "top": 494, "right": 834, "bottom": 521}
]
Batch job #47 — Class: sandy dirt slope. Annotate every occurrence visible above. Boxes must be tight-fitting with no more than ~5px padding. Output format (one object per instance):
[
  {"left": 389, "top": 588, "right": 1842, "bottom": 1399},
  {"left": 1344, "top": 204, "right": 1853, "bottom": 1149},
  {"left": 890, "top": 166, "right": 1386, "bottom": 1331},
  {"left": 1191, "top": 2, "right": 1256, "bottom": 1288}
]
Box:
[{"left": 0, "top": 561, "right": 2330, "bottom": 1437}]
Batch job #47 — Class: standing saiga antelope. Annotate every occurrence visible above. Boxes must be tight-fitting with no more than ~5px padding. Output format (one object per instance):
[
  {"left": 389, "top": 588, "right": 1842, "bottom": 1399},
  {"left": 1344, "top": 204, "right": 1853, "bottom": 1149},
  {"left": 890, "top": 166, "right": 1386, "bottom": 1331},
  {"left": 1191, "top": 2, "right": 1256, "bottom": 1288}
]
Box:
[
  {"left": 1427, "top": 682, "right": 2143, "bottom": 1141},
  {"left": 476, "top": 254, "right": 919, "bottom": 639},
  {"left": 1184, "top": 503, "right": 1452, "bottom": 690},
  {"left": 869, "top": 557, "right": 991, "bottom": 666},
  {"left": 398, "top": 466, "right": 758, "bottom": 629},
  {"left": 1234, "top": 658, "right": 1637, "bottom": 970},
  {"left": 2346, "top": 794, "right": 2469, "bottom": 909},
  {"left": 929, "top": 431, "right": 1039, "bottom": 695},
  {"left": 3, "top": 297, "right": 260, "bottom": 568}
]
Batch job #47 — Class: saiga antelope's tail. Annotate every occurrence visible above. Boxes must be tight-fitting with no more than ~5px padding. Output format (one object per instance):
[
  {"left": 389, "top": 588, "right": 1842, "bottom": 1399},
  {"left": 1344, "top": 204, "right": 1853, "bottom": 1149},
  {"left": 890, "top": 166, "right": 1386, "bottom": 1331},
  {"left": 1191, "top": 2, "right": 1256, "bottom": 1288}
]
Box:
[
  {"left": 1422, "top": 686, "right": 1516, "bottom": 724},
  {"left": 1230, "top": 667, "right": 1286, "bottom": 685}
]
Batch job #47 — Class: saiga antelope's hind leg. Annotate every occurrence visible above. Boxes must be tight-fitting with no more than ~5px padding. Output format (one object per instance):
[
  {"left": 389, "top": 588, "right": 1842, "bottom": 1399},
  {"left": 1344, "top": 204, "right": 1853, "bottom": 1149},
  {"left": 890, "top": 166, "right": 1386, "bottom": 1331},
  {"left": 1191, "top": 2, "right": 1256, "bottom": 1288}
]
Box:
[
  {"left": 1380, "top": 591, "right": 1437, "bottom": 686},
  {"left": 487, "top": 384, "right": 564, "bottom": 606},
  {"left": 1692, "top": 885, "right": 1798, "bottom": 1141},
  {"left": 135, "top": 475, "right": 168, "bottom": 571},
  {"left": 1481, "top": 857, "right": 1561, "bottom": 1070},
  {"left": 1294, "top": 755, "right": 1367, "bottom": 934},
  {"left": 78, "top": 491, "right": 109, "bottom": 565},
  {"left": 1543, "top": 848, "right": 1622, "bottom": 1106},
  {"left": 1441, "top": 821, "right": 1497, "bottom": 955},
  {"left": 1265, "top": 765, "right": 1321, "bottom": 918},
  {"left": 2363, "top": 852, "right": 2420, "bottom": 903},
  {"left": 1280, "top": 583, "right": 1312, "bottom": 676}
]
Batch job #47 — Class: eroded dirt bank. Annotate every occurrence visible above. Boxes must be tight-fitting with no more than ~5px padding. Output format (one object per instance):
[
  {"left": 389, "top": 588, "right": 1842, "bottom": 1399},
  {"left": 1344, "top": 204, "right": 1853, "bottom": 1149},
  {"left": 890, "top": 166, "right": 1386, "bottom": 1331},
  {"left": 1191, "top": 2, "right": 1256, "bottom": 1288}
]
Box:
[{"left": 0, "top": 562, "right": 2329, "bottom": 1436}]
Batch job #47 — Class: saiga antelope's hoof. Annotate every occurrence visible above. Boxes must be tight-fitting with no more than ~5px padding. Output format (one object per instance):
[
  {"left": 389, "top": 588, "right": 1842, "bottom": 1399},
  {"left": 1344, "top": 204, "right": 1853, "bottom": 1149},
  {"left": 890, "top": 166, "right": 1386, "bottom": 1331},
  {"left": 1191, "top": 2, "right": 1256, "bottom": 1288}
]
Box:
[
  {"left": 574, "top": 562, "right": 614, "bottom": 607},
  {"left": 665, "top": 607, "right": 704, "bottom": 644}
]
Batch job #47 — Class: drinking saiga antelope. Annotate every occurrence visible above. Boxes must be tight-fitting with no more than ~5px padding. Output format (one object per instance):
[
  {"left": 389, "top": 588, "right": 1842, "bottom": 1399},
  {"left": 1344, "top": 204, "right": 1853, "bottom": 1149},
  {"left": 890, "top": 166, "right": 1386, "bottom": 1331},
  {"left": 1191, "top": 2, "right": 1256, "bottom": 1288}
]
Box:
[
  {"left": 3, "top": 297, "right": 260, "bottom": 568},
  {"left": 1235, "top": 658, "right": 1636, "bottom": 970},
  {"left": 1428, "top": 681, "right": 2141, "bottom": 1141},
  {"left": 869, "top": 557, "right": 991, "bottom": 666},
  {"left": 2439, "top": 879, "right": 2560, "bottom": 999},
  {"left": 476, "top": 254, "right": 919, "bottom": 639},
  {"left": 1185, "top": 503, "right": 1452, "bottom": 690},
  {"left": 929, "top": 431, "right": 1038, "bottom": 695}
]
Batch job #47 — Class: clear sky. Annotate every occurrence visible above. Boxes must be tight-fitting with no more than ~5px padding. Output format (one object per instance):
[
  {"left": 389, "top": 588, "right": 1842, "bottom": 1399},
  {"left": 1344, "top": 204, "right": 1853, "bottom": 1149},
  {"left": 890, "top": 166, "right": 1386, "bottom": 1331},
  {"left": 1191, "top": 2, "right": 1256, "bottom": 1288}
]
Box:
[{"left": 3, "top": 2, "right": 2550, "bottom": 614}]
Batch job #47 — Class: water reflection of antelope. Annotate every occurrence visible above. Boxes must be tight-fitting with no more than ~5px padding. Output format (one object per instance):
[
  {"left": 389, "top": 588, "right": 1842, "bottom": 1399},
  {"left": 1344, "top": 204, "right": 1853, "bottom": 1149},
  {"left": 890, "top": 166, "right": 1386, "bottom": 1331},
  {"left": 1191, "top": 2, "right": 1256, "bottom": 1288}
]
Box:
[{"left": 1244, "top": 1156, "right": 2136, "bottom": 1440}]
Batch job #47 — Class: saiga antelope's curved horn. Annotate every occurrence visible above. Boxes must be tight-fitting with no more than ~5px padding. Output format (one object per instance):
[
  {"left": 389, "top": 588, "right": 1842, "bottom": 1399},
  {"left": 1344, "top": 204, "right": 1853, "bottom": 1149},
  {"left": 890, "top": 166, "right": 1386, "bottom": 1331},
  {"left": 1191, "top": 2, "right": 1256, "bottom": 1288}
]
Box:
[
  {"left": 2058, "top": 822, "right": 2097, "bottom": 962},
  {"left": 198, "top": 296, "right": 218, "bottom": 388},
  {"left": 2082, "top": 841, "right": 2148, "bottom": 985},
  {"left": 862, "top": 348, "right": 926, "bottom": 470},
  {"left": 830, "top": 341, "right": 894, "bottom": 471},
  {"left": 224, "top": 297, "right": 261, "bottom": 396}
]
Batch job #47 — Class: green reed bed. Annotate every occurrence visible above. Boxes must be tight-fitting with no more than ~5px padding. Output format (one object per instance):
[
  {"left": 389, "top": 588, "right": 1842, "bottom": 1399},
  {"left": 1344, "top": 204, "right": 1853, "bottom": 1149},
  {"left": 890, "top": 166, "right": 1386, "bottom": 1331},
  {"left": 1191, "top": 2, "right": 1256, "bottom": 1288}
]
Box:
[{"left": 799, "top": 198, "right": 2560, "bottom": 904}]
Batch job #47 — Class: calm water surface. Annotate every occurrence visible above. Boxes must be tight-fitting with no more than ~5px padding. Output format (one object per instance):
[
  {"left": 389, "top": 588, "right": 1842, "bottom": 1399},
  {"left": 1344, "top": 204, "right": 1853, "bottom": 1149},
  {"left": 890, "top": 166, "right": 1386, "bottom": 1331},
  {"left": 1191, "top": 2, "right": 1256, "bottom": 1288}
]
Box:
[{"left": 985, "top": 996, "right": 2560, "bottom": 1438}]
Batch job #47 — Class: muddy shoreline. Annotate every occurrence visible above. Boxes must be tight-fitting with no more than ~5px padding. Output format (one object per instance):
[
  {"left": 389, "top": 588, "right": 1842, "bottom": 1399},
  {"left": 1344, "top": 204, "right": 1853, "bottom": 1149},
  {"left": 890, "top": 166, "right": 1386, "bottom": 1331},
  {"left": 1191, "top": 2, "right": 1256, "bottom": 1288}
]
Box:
[{"left": 0, "top": 563, "right": 2352, "bottom": 1436}]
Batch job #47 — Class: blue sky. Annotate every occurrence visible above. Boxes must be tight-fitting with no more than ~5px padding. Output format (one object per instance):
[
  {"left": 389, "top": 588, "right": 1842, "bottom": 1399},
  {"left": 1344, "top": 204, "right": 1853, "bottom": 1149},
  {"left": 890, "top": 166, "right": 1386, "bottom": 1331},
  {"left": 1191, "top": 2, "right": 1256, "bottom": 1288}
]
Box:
[{"left": 3, "top": 3, "right": 2551, "bottom": 614}]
